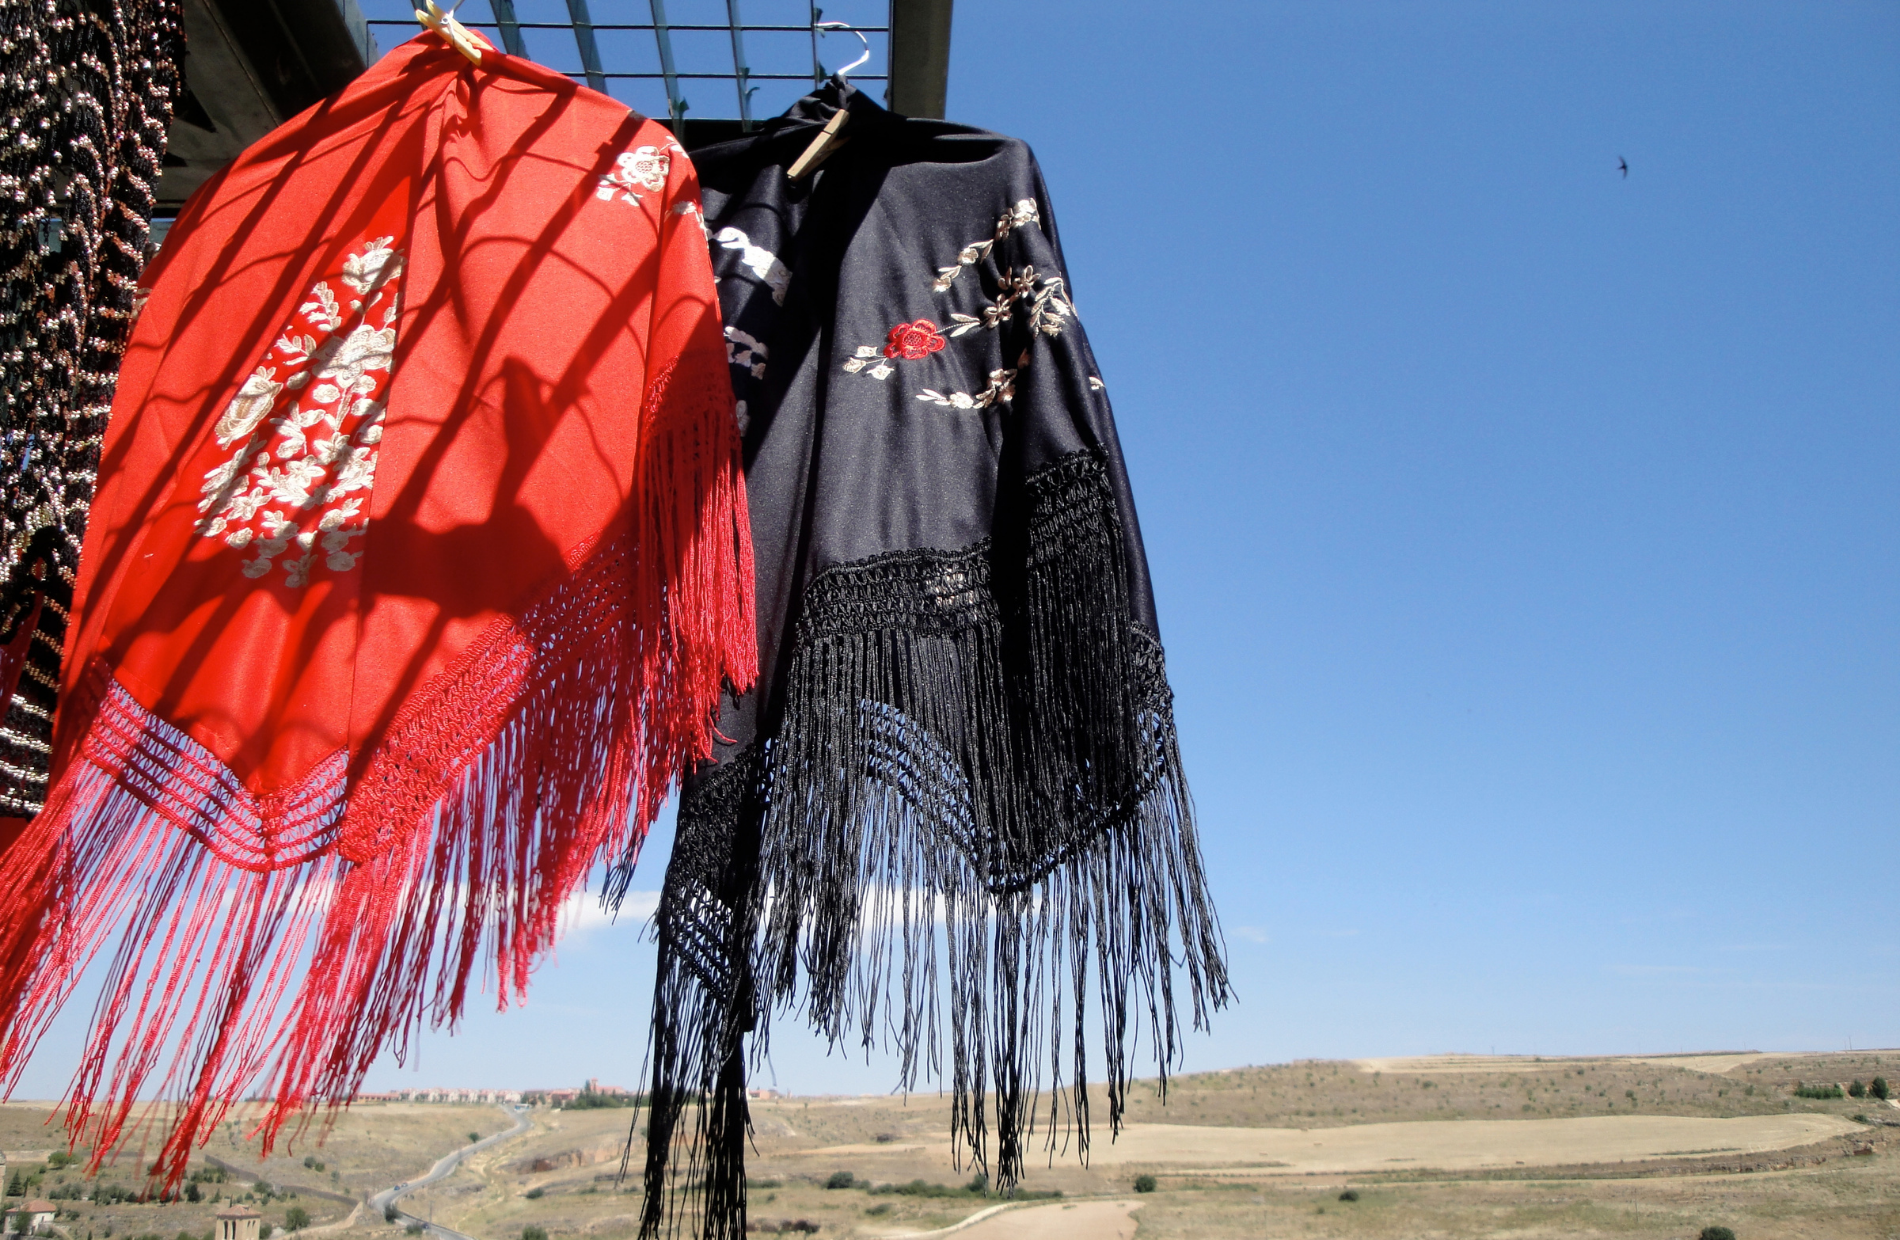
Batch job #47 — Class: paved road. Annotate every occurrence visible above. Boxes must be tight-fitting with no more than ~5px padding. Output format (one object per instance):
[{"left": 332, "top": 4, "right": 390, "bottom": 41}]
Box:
[{"left": 370, "top": 1105, "right": 532, "bottom": 1240}]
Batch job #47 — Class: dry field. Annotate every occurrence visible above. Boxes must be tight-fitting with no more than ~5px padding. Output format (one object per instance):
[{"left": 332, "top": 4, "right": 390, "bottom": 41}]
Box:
[{"left": 4, "top": 1050, "right": 1897, "bottom": 1239}]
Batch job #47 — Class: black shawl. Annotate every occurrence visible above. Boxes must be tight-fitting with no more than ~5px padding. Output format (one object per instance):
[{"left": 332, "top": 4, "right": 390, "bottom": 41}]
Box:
[
  {"left": 617, "top": 81, "right": 1228, "bottom": 1239},
  {"left": 0, "top": 0, "right": 182, "bottom": 819}
]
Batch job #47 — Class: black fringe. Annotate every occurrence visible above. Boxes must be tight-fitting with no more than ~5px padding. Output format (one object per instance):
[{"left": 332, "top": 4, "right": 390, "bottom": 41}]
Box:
[
  {"left": 633, "top": 449, "right": 1227, "bottom": 1239},
  {"left": 623, "top": 744, "right": 762, "bottom": 1240}
]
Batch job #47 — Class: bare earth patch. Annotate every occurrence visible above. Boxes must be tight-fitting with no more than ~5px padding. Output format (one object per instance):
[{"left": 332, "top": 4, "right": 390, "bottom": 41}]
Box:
[{"left": 1090, "top": 1113, "right": 1859, "bottom": 1173}]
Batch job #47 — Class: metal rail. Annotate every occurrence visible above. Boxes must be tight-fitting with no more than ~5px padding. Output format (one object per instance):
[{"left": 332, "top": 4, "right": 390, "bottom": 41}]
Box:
[{"left": 362, "top": 3, "right": 901, "bottom": 127}]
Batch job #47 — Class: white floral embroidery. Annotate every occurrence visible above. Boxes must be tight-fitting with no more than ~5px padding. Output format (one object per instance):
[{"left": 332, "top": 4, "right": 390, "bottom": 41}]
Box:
[
  {"left": 1088, "top": 376, "right": 1104, "bottom": 391},
  {"left": 840, "top": 344, "right": 895, "bottom": 381},
  {"left": 339, "top": 237, "right": 399, "bottom": 296},
  {"left": 725, "top": 325, "right": 769, "bottom": 380},
  {"left": 597, "top": 145, "right": 672, "bottom": 205},
  {"left": 214, "top": 368, "right": 285, "bottom": 446},
  {"left": 714, "top": 226, "right": 791, "bottom": 305},
  {"left": 917, "top": 366, "right": 1017, "bottom": 410},
  {"left": 673, "top": 198, "right": 710, "bottom": 237},
  {"left": 944, "top": 265, "right": 1073, "bottom": 339},
  {"left": 932, "top": 199, "right": 1039, "bottom": 291},
  {"left": 300, "top": 283, "right": 342, "bottom": 332},
  {"left": 195, "top": 237, "right": 401, "bottom": 589}
]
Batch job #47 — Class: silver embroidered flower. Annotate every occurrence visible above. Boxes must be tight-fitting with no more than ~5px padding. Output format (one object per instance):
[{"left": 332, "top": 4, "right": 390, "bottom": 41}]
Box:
[
  {"left": 339, "top": 238, "right": 401, "bottom": 296},
  {"left": 617, "top": 146, "right": 670, "bottom": 193},
  {"left": 214, "top": 368, "right": 284, "bottom": 447},
  {"left": 315, "top": 322, "right": 397, "bottom": 394}
]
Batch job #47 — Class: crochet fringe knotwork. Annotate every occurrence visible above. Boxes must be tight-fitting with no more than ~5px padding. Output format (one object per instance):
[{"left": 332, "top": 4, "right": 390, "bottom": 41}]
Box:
[
  {"left": 0, "top": 358, "right": 754, "bottom": 1191},
  {"left": 636, "top": 450, "right": 1227, "bottom": 1240}
]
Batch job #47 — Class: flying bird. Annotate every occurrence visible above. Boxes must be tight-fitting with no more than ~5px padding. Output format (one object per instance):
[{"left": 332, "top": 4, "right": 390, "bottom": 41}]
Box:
[{"left": 1618, "top": 156, "right": 1629, "bottom": 178}]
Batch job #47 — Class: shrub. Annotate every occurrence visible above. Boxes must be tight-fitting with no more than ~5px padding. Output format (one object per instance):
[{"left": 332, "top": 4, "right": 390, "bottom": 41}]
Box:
[
  {"left": 1133, "top": 1175, "right": 1157, "bottom": 1193},
  {"left": 524, "top": 1189, "right": 544, "bottom": 1200},
  {"left": 1698, "top": 1228, "right": 1736, "bottom": 1240},
  {"left": 47, "top": 1154, "right": 76, "bottom": 1171},
  {"left": 384, "top": 1206, "right": 400, "bottom": 1224},
  {"left": 824, "top": 1172, "right": 855, "bottom": 1190},
  {"left": 468, "top": 1133, "right": 479, "bottom": 1145},
  {"left": 522, "top": 1227, "right": 548, "bottom": 1240},
  {"left": 1793, "top": 1084, "right": 1843, "bottom": 1100},
  {"left": 864, "top": 1203, "right": 892, "bottom": 1217},
  {"left": 1873, "top": 1077, "right": 1891, "bottom": 1101},
  {"left": 283, "top": 1207, "right": 310, "bottom": 1232},
  {"left": 1338, "top": 1189, "right": 1360, "bottom": 1202},
  {"left": 965, "top": 1174, "right": 988, "bottom": 1195},
  {"left": 405, "top": 1226, "right": 423, "bottom": 1237},
  {"left": 1850, "top": 1080, "right": 1867, "bottom": 1098},
  {"left": 184, "top": 1184, "right": 201, "bottom": 1204}
]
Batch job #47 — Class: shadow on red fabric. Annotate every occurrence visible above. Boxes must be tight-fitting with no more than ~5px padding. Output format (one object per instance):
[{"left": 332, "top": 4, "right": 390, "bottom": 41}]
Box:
[{"left": 0, "top": 35, "right": 755, "bottom": 1186}]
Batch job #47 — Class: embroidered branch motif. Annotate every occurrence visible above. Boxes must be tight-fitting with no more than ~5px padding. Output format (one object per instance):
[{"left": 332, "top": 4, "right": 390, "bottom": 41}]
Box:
[
  {"left": 597, "top": 145, "right": 673, "bottom": 206},
  {"left": 672, "top": 198, "right": 710, "bottom": 238},
  {"left": 843, "top": 320, "right": 947, "bottom": 381},
  {"left": 944, "top": 265, "right": 1073, "bottom": 340},
  {"left": 838, "top": 198, "right": 1069, "bottom": 410},
  {"left": 932, "top": 199, "right": 1039, "bottom": 292},
  {"left": 195, "top": 236, "right": 401, "bottom": 588},
  {"left": 714, "top": 226, "right": 790, "bottom": 304},
  {"left": 842, "top": 346, "right": 894, "bottom": 381},
  {"left": 725, "top": 324, "right": 768, "bottom": 380},
  {"left": 917, "top": 362, "right": 1019, "bottom": 411}
]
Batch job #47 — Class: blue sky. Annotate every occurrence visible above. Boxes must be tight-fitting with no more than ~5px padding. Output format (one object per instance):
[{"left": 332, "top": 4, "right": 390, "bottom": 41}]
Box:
[
  {"left": 16, "top": 1, "right": 1897, "bottom": 1102},
  {"left": 360, "top": 0, "right": 1896, "bottom": 1093}
]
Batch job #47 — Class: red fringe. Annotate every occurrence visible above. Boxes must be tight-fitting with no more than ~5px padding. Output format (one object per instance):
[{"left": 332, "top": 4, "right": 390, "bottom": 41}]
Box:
[{"left": 0, "top": 357, "right": 754, "bottom": 1189}]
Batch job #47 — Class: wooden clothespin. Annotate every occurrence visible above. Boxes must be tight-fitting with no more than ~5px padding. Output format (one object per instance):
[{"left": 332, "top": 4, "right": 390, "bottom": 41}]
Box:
[
  {"left": 416, "top": 0, "right": 489, "bottom": 66},
  {"left": 787, "top": 108, "right": 850, "bottom": 183}
]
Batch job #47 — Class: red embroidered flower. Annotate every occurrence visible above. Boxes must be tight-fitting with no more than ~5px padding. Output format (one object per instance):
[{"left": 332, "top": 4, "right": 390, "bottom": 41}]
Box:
[{"left": 884, "top": 319, "right": 947, "bottom": 361}]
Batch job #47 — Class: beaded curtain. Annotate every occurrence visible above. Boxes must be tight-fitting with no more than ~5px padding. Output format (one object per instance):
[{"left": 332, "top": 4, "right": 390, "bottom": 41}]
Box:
[{"left": 0, "top": 0, "right": 182, "bottom": 817}]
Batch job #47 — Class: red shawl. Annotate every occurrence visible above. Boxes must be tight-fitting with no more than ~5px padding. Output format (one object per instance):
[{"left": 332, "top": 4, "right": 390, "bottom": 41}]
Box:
[{"left": 0, "top": 37, "right": 754, "bottom": 1181}]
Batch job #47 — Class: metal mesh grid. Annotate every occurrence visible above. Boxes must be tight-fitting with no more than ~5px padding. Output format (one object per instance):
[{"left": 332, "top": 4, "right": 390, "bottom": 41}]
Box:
[{"left": 359, "top": 0, "right": 891, "bottom": 130}]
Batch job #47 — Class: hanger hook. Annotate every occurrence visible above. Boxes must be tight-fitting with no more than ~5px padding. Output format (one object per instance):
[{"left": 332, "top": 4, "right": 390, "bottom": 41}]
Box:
[{"left": 815, "top": 20, "right": 871, "bottom": 80}]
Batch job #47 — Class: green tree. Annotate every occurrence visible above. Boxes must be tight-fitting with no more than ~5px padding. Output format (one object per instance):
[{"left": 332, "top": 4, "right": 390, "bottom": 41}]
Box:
[
  {"left": 521, "top": 1228, "right": 547, "bottom": 1240},
  {"left": 1872, "top": 1077, "right": 1891, "bottom": 1101},
  {"left": 1132, "top": 1175, "right": 1157, "bottom": 1193},
  {"left": 824, "top": 1172, "right": 854, "bottom": 1190},
  {"left": 283, "top": 1208, "right": 309, "bottom": 1232},
  {"left": 1697, "top": 1228, "right": 1736, "bottom": 1240}
]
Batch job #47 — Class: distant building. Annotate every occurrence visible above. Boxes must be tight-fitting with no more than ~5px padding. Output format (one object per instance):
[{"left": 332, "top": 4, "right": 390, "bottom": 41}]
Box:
[
  {"left": 746, "top": 1088, "right": 780, "bottom": 1100},
  {"left": 378, "top": 1087, "right": 524, "bottom": 1105},
  {"left": 6, "top": 1200, "right": 56, "bottom": 1235},
  {"left": 216, "top": 1203, "right": 262, "bottom": 1240}
]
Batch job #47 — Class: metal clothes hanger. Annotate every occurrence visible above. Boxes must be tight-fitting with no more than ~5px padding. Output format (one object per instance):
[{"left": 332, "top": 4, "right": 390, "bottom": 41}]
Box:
[
  {"left": 788, "top": 20, "right": 870, "bottom": 182},
  {"left": 417, "top": 0, "right": 490, "bottom": 66}
]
